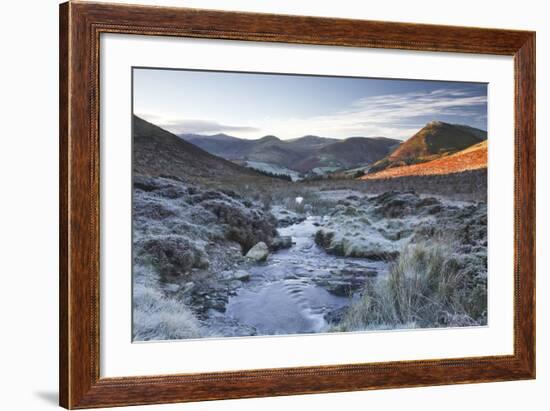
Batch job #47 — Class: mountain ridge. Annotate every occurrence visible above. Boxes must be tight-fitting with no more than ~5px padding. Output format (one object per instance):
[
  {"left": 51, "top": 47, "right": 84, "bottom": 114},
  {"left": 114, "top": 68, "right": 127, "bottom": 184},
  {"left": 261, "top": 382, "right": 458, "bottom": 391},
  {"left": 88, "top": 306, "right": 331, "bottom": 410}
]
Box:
[
  {"left": 368, "top": 121, "right": 487, "bottom": 174},
  {"left": 181, "top": 131, "right": 400, "bottom": 174},
  {"left": 363, "top": 140, "right": 487, "bottom": 180}
]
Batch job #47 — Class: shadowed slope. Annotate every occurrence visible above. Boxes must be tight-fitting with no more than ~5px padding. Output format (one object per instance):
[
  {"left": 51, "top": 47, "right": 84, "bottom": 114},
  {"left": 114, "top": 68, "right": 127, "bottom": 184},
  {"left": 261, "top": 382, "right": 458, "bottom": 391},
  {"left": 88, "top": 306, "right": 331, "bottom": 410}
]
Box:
[
  {"left": 133, "top": 116, "right": 273, "bottom": 185},
  {"left": 293, "top": 137, "right": 400, "bottom": 172}
]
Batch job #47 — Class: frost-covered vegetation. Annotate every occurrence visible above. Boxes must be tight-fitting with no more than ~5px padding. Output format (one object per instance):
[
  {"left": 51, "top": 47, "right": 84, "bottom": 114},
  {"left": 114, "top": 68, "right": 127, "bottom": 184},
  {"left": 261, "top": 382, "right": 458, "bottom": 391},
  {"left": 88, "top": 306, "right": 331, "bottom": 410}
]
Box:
[
  {"left": 133, "top": 265, "right": 201, "bottom": 341},
  {"left": 132, "top": 175, "right": 279, "bottom": 340},
  {"left": 132, "top": 115, "right": 488, "bottom": 340},
  {"left": 335, "top": 241, "right": 486, "bottom": 331},
  {"left": 316, "top": 191, "right": 487, "bottom": 330},
  {"left": 132, "top": 174, "right": 487, "bottom": 340}
]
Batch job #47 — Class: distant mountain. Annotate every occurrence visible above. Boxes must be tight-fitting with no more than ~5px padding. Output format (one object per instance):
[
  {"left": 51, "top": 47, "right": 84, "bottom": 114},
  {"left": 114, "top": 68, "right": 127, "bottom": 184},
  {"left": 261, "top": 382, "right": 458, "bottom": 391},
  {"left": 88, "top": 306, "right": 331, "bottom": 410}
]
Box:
[
  {"left": 180, "top": 132, "right": 399, "bottom": 175},
  {"left": 363, "top": 140, "right": 487, "bottom": 180},
  {"left": 369, "top": 121, "right": 487, "bottom": 173},
  {"left": 256, "top": 135, "right": 282, "bottom": 144},
  {"left": 293, "top": 137, "right": 401, "bottom": 173},
  {"left": 133, "top": 116, "right": 272, "bottom": 185},
  {"left": 285, "top": 135, "right": 339, "bottom": 151}
]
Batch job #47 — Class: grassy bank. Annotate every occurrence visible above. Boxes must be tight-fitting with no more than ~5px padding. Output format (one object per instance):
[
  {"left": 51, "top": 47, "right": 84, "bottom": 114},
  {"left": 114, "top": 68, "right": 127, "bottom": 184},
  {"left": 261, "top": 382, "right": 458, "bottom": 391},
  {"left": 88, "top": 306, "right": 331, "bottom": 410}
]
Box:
[{"left": 334, "top": 240, "right": 487, "bottom": 331}]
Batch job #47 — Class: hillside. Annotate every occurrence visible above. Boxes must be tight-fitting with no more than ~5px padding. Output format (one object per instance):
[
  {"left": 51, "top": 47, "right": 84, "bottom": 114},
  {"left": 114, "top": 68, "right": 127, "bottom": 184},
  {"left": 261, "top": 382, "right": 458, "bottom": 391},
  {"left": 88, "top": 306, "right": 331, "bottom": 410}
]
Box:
[
  {"left": 369, "top": 121, "right": 487, "bottom": 173},
  {"left": 244, "top": 135, "right": 305, "bottom": 168},
  {"left": 362, "top": 140, "right": 487, "bottom": 179},
  {"left": 293, "top": 137, "right": 400, "bottom": 172},
  {"left": 180, "top": 133, "right": 253, "bottom": 159},
  {"left": 133, "top": 116, "right": 273, "bottom": 185}
]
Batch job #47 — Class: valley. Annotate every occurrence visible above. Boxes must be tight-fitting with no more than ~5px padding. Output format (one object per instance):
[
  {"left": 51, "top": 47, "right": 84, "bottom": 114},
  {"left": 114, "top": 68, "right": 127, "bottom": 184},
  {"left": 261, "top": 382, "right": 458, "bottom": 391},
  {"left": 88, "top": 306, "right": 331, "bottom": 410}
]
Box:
[
  {"left": 180, "top": 130, "right": 400, "bottom": 179},
  {"left": 132, "top": 116, "right": 488, "bottom": 340}
]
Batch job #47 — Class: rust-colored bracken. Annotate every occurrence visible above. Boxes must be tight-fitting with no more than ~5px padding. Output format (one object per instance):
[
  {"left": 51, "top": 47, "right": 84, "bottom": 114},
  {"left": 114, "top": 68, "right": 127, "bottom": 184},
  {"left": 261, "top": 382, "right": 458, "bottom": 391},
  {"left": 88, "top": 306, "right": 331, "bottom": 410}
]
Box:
[
  {"left": 59, "top": 1, "right": 535, "bottom": 409},
  {"left": 363, "top": 141, "right": 488, "bottom": 179}
]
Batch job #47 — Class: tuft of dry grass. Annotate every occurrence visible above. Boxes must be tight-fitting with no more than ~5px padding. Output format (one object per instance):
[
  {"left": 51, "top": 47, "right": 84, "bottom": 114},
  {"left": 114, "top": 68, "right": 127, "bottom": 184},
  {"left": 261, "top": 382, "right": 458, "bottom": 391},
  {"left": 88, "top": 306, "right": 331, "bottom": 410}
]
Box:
[
  {"left": 132, "top": 269, "right": 202, "bottom": 341},
  {"left": 335, "top": 240, "right": 481, "bottom": 332},
  {"left": 387, "top": 242, "right": 469, "bottom": 325}
]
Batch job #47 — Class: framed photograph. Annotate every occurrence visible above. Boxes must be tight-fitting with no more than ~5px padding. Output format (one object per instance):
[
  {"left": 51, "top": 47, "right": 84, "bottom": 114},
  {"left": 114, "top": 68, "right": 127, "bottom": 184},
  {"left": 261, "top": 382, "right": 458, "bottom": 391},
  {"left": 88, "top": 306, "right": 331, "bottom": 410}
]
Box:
[{"left": 59, "top": 1, "right": 535, "bottom": 408}]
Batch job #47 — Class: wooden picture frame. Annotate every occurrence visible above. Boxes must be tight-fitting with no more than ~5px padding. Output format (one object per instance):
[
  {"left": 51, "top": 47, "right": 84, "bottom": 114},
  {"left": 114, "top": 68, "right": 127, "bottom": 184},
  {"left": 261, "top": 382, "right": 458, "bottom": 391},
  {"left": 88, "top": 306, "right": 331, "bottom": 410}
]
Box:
[{"left": 59, "top": 1, "right": 535, "bottom": 408}]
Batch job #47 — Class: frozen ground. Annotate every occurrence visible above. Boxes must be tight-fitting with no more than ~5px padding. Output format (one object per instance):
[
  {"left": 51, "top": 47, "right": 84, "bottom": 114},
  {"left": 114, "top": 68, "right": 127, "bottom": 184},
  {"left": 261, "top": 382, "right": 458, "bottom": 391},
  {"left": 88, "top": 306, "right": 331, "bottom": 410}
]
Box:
[{"left": 132, "top": 176, "right": 487, "bottom": 340}]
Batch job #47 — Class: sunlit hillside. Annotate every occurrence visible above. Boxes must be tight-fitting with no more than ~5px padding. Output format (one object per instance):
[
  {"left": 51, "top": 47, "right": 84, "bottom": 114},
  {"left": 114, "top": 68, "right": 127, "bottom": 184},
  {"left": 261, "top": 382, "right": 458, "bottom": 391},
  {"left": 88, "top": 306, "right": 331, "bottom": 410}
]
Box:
[{"left": 362, "top": 140, "right": 487, "bottom": 179}]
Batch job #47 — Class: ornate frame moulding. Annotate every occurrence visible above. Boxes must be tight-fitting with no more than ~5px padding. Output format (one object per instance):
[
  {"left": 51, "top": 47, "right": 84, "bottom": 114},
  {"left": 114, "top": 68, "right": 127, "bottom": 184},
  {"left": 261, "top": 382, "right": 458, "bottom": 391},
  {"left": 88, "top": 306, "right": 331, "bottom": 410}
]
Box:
[{"left": 59, "top": 1, "right": 535, "bottom": 408}]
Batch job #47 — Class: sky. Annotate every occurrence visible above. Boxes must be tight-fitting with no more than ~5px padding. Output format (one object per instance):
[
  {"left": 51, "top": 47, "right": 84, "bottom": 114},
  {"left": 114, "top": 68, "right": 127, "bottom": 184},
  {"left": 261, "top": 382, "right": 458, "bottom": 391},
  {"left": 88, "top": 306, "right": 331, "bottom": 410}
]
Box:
[{"left": 133, "top": 67, "right": 487, "bottom": 141}]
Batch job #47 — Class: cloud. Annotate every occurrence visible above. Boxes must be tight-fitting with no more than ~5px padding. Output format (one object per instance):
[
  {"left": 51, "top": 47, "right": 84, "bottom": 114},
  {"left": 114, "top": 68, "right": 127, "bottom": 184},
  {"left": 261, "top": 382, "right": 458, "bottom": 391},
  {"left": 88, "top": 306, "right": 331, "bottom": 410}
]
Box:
[
  {"left": 328, "top": 88, "right": 487, "bottom": 128},
  {"left": 136, "top": 113, "right": 260, "bottom": 135},
  {"left": 265, "top": 88, "right": 487, "bottom": 140}
]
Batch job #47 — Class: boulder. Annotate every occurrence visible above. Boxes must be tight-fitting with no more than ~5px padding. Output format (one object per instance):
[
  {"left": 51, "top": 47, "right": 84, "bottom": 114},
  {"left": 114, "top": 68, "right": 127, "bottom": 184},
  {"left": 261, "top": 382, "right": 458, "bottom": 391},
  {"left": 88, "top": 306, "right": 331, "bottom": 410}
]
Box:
[
  {"left": 222, "top": 270, "right": 251, "bottom": 282},
  {"left": 270, "top": 236, "right": 293, "bottom": 251},
  {"left": 270, "top": 205, "right": 305, "bottom": 227},
  {"left": 314, "top": 227, "right": 399, "bottom": 261},
  {"left": 245, "top": 242, "right": 269, "bottom": 262},
  {"left": 200, "top": 198, "right": 277, "bottom": 252},
  {"left": 235, "top": 271, "right": 251, "bottom": 281}
]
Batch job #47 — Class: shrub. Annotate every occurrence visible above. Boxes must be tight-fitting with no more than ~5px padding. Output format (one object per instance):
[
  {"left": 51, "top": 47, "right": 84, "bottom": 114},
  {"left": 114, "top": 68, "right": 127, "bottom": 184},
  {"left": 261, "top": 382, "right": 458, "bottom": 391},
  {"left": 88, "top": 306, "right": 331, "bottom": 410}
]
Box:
[
  {"left": 139, "top": 235, "right": 209, "bottom": 278},
  {"left": 200, "top": 198, "right": 277, "bottom": 253}
]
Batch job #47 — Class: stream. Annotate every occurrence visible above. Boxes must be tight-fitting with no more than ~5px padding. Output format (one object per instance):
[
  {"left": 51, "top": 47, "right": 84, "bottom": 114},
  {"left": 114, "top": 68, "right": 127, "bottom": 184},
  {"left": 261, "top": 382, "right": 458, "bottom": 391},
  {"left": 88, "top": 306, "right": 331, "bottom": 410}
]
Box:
[{"left": 204, "top": 215, "right": 388, "bottom": 338}]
